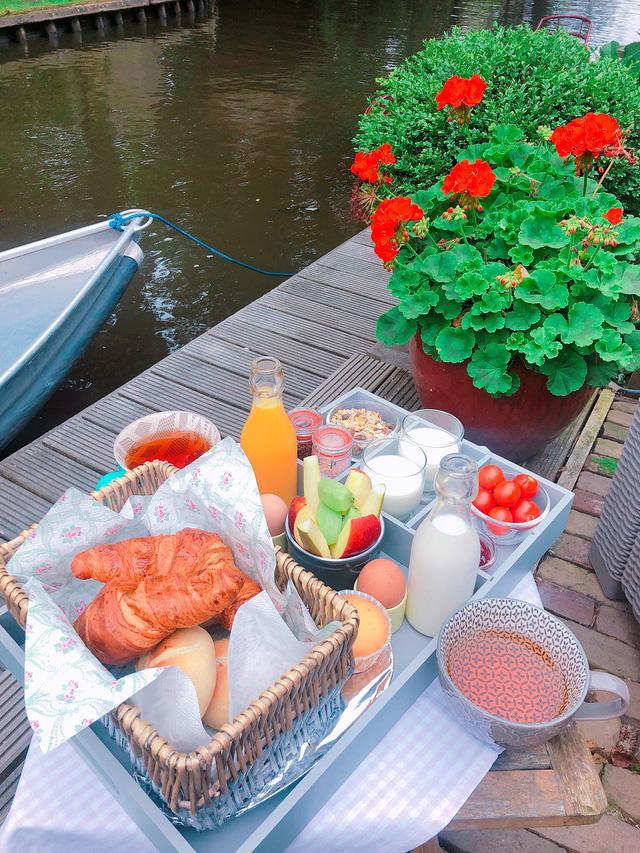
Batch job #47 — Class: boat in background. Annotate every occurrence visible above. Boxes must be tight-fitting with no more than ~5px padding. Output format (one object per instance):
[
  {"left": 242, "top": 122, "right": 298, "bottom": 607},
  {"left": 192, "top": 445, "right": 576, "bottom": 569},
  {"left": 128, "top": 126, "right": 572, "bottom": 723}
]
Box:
[{"left": 0, "top": 210, "right": 151, "bottom": 451}]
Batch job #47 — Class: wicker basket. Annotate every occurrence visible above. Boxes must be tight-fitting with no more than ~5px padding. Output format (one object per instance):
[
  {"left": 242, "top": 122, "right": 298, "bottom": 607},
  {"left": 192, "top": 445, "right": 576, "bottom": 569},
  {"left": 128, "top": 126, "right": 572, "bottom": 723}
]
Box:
[{"left": 0, "top": 461, "right": 359, "bottom": 827}]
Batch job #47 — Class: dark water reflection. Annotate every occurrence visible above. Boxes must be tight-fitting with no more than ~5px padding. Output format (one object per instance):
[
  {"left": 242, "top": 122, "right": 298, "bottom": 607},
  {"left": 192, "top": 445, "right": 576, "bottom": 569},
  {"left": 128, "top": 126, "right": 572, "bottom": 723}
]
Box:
[{"left": 1, "top": 0, "right": 639, "bottom": 450}]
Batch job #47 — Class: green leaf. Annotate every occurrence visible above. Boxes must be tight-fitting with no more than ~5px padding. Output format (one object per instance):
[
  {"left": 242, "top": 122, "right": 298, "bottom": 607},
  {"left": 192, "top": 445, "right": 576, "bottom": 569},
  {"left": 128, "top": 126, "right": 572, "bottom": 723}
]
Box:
[
  {"left": 599, "top": 301, "right": 635, "bottom": 335},
  {"left": 614, "top": 219, "right": 640, "bottom": 245},
  {"left": 399, "top": 288, "right": 439, "bottom": 319},
  {"left": 599, "top": 40, "right": 620, "bottom": 59},
  {"left": 587, "top": 359, "right": 619, "bottom": 388},
  {"left": 422, "top": 252, "right": 459, "bottom": 283},
  {"left": 540, "top": 350, "right": 587, "bottom": 396},
  {"left": 543, "top": 313, "right": 568, "bottom": 338},
  {"left": 475, "top": 287, "right": 511, "bottom": 313},
  {"left": 376, "top": 307, "right": 417, "bottom": 346},
  {"left": 435, "top": 327, "right": 475, "bottom": 363},
  {"left": 515, "top": 270, "right": 569, "bottom": 310},
  {"left": 493, "top": 125, "right": 525, "bottom": 145},
  {"left": 522, "top": 327, "right": 562, "bottom": 366},
  {"left": 504, "top": 301, "right": 541, "bottom": 331},
  {"left": 509, "top": 244, "right": 535, "bottom": 265},
  {"left": 461, "top": 311, "right": 506, "bottom": 332},
  {"left": 561, "top": 303, "right": 605, "bottom": 346},
  {"left": 617, "top": 264, "right": 640, "bottom": 296},
  {"left": 420, "top": 314, "right": 449, "bottom": 347},
  {"left": 444, "top": 270, "right": 488, "bottom": 301},
  {"left": 436, "top": 291, "right": 462, "bottom": 320},
  {"left": 388, "top": 265, "right": 421, "bottom": 299},
  {"left": 622, "top": 330, "right": 640, "bottom": 370},
  {"left": 467, "top": 343, "right": 515, "bottom": 396},
  {"left": 623, "top": 41, "right": 640, "bottom": 76},
  {"left": 519, "top": 210, "right": 570, "bottom": 250},
  {"left": 595, "top": 328, "right": 632, "bottom": 362},
  {"left": 506, "top": 331, "right": 528, "bottom": 350}
]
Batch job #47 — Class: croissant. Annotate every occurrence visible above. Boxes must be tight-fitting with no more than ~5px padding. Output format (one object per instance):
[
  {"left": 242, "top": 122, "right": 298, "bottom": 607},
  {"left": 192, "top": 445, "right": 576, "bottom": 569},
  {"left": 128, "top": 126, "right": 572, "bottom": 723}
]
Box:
[
  {"left": 73, "top": 529, "right": 245, "bottom": 665},
  {"left": 218, "top": 575, "right": 262, "bottom": 631}
]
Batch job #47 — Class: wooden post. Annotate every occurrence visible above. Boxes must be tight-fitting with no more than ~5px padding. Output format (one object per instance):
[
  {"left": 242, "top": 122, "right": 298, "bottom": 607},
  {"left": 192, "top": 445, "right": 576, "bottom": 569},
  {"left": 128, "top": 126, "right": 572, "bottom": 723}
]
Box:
[
  {"left": 173, "top": 1, "right": 182, "bottom": 20},
  {"left": 114, "top": 11, "right": 124, "bottom": 28},
  {"left": 95, "top": 13, "right": 106, "bottom": 34},
  {"left": 196, "top": 0, "right": 205, "bottom": 15},
  {"left": 16, "top": 25, "right": 28, "bottom": 46},
  {"left": 158, "top": 4, "right": 168, "bottom": 25},
  {"left": 46, "top": 20, "right": 58, "bottom": 45},
  {"left": 137, "top": 8, "right": 147, "bottom": 23},
  {"left": 186, "top": 0, "right": 195, "bottom": 18},
  {"left": 71, "top": 17, "right": 82, "bottom": 34}
]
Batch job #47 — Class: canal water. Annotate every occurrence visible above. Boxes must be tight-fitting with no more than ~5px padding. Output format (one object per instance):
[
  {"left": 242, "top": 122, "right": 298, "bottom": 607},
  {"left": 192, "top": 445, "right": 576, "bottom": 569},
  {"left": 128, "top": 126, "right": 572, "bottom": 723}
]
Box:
[{"left": 1, "top": 0, "right": 639, "bottom": 451}]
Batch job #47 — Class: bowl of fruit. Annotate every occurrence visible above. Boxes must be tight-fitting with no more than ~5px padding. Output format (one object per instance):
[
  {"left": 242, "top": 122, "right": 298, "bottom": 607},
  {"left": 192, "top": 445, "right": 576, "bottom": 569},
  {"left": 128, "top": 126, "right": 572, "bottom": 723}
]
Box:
[
  {"left": 286, "top": 456, "right": 386, "bottom": 590},
  {"left": 471, "top": 464, "right": 550, "bottom": 544}
]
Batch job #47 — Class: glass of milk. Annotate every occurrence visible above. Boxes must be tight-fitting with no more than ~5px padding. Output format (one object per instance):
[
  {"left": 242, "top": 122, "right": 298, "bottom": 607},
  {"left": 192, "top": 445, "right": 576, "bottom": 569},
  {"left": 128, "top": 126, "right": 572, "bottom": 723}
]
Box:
[
  {"left": 362, "top": 436, "right": 426, "bottom": 521},
  {"left": 400, "top": 410, "right": 464, "bottom": 496}
]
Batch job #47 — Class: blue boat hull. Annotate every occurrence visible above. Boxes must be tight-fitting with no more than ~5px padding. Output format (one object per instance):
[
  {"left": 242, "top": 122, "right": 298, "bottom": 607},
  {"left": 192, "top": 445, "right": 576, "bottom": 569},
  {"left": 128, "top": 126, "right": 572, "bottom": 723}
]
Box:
[{"left": 0, "top": 254, "right": 140, "bottom": 450}]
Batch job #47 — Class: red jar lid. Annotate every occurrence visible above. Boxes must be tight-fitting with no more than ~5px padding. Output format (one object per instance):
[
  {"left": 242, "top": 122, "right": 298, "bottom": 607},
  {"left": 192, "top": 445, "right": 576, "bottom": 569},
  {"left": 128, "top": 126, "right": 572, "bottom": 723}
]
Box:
[
  {"left": 312, "top": 424, "right": 353, "bottom": 453},
  {"left": 289, "top": 408, "right": 323, "bottom": 440}
]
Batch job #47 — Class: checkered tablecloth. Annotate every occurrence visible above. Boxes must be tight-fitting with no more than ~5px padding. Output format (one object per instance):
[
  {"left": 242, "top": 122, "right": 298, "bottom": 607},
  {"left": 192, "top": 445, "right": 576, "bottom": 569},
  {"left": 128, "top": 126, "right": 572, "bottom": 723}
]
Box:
[{"left": 0, "top": 573, "right": 541, "bottom": 853}]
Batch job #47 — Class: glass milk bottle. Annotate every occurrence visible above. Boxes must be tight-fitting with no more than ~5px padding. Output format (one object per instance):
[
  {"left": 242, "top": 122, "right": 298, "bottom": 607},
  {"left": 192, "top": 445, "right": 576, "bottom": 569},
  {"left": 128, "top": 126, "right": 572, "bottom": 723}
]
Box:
[
  {"left": 240, "top": 357, "right": 297, "bottom": 505},
  {"left": 406, "top": 454, "right": 480, "bottom": 636}
]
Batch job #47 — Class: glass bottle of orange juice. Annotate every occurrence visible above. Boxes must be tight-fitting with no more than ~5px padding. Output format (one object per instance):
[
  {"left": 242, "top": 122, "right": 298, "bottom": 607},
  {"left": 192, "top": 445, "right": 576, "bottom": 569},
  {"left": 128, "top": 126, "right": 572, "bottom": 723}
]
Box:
[{"left": 240, "top": 357, "right": 297, "bottom": 505}]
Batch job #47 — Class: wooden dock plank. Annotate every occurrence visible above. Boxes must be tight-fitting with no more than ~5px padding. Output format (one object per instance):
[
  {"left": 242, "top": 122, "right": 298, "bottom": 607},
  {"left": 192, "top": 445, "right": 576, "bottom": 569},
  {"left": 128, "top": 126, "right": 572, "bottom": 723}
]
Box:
[
  {"left": 81, "top": 394, "right": 157, "bottom": 436},
  {"left": 41, "top": 419, "right": 121, "bottom": 474},
  {"left": 0, "top": 763, "right": 23, "bottom": 826},
  {"left": 0, "top": 477, "right": 55, "bottom": 542},
  {"left": 261, "top": 291, "right": 376, "bottom": 341},
  {"left": 291, "top": 271, "right": 393, "bottom": 308},
  {"left": 0, "top": 446, "right": 98, "bottom": 504},
  {"left": 281, "top": 276, "right": 390, "bottom": 318},
  {"left": 209, "top": 316, "right": 344, "bottom": 378},
  {"left": 239, "top": 303, "right": 364, "bottom": 357}
]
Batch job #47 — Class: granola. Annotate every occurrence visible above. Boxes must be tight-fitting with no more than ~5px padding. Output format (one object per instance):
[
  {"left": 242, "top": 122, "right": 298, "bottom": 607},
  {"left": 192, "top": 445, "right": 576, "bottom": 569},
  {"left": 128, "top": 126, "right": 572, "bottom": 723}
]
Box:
[{"left": 329, "top": 407, "right": 393, "bottom": 442}]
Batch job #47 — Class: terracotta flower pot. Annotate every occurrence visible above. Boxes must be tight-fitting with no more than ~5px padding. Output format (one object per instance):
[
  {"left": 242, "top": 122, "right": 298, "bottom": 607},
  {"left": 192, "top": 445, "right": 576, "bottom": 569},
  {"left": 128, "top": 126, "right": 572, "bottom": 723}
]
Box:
[{"left": 409, "top": 336, "right": 593, "bottom": 461}]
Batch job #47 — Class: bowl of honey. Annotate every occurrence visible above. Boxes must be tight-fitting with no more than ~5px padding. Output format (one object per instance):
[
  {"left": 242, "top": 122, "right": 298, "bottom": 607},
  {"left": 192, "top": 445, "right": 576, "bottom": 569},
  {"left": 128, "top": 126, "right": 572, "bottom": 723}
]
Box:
[
  {"left": 437, "top": 597, "right": 629, "bottom": 747},
  {"left": 114, "top": 411, "right": 220, "bottom": 470}
]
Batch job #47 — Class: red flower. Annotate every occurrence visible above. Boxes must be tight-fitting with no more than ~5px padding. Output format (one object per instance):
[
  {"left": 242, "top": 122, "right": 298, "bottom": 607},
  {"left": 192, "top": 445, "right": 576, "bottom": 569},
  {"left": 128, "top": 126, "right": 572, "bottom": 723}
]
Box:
[
  {"left": 550, "top": 113, "right": 621, "bottom": 175},
  {"left": 604, "top": 207, "right": 623, "bottom": 225},
  {"left": 351, "top": 143, "right": 396, "bottom": 184},
  {"left": 370, "top": 196, "right": 424, "bottom": 264},
  {"left": 442, "top": 159, "right": 496, "bottom": 206},
  {"left": 436, "top": 74, "right": 487, "bottom": 109}
]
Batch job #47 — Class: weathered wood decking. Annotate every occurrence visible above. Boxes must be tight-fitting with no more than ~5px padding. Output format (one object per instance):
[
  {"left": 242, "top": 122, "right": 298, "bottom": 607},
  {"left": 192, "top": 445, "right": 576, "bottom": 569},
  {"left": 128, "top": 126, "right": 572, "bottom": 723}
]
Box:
[
  {"left": 0, "top": 227, "right": 609, "bottom": 835},
  {"left": 0, "top": 0, "right": 211, "bottom": 48}
]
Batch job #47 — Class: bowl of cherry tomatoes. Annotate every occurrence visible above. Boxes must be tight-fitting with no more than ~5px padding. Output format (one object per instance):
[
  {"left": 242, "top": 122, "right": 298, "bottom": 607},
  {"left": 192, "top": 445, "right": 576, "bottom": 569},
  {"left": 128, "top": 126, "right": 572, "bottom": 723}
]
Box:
[{"left": 471, "top": 463, "right": 550, "bottom": 544}]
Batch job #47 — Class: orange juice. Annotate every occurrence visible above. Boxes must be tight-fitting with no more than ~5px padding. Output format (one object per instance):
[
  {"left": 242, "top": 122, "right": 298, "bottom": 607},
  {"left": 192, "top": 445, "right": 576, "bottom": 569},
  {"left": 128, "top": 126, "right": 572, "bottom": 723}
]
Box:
[{"left": 240, "top": 358, "right": 297, "bottom": 505}]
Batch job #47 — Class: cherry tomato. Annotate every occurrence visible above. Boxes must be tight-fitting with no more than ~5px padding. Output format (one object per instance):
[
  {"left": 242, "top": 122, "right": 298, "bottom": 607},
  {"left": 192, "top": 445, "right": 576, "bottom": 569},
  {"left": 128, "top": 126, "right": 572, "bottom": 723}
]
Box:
[
  {"left": 512, "top": 499, "right": 541, "bottom": 523},
  {"left": 492, "top": 480, "right": 522, "bottom": 508},
  {"left": 487, "top": 505, "right": 513, "bottom": 536},
  {"left": 473, "top": 488, "right": 496, "bottom": 514},
  {"left": 513, "top": 473, "right": 538, "bottom": 499},
  {"left": 479, "top": 464, "right": 505, "bottom": 491}
]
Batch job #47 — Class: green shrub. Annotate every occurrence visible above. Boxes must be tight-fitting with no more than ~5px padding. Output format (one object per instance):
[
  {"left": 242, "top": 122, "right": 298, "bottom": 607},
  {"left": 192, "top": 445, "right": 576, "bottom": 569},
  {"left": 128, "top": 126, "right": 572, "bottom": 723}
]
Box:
[{"left": 355, "top": 26, "right": 640, "bottom": 215}]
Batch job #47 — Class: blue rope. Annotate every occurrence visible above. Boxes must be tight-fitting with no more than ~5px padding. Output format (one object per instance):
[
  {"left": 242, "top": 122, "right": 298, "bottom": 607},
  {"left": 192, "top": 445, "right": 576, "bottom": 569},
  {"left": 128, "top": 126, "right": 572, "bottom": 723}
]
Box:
[{"left": 108, "top": 210, "right": 295, "bottom": 277}]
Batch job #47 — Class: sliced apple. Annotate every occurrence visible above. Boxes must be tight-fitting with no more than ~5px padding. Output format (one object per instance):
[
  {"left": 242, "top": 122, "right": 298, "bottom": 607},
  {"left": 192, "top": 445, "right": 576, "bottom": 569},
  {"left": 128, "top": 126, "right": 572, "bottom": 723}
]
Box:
[
  {"left": 297, "top": 518, "right": 331, "bottom": 558},
  {"left": 287, "top": 496, "right": 308, "bottom": 533},
  {"left": 345, "top": 468, "right": 371, "bottom": 510},
  {"left": 359, "top": 483, "right": 386, "bottom": 518},
  {"left": 331, "top": 514, "right": 382, "bottom": 559},
  {"left": 343, "top": 506, "right": 361, "bottom": 525},
  {"left": 293, "top": 504, "right": 315, "bottom": 547},
  {"left": 303, "top": 455, "right": 321, "bottom": 513},
  {"left": 316, "top": 503, "right": 343, "bottom": 546}
]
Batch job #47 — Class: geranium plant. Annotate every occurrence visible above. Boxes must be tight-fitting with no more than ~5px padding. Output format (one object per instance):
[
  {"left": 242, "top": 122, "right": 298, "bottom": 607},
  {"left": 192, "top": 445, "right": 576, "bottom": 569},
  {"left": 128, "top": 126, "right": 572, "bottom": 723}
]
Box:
[{"left": 357, "top": 113, "right": 640, "bottom": 397}]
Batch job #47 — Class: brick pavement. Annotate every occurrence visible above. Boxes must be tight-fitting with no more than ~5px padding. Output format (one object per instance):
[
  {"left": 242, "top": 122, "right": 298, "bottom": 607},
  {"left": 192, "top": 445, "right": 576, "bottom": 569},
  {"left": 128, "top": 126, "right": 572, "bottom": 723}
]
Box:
[{"left": 442, "top": 396, "right": 640, "bottom": 853}]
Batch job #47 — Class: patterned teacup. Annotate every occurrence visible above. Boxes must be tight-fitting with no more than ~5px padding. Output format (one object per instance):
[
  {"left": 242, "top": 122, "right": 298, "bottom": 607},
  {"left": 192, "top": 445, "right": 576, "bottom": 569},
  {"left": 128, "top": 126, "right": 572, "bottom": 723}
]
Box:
[{"left": 437, "top": 598, "right": 630, "bottom": 747}]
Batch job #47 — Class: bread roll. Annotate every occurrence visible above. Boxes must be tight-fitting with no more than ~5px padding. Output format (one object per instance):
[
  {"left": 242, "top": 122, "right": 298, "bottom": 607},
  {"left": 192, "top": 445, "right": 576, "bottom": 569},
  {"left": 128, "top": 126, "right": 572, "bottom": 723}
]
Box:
[
  {"left": 136, "top": 626, "right": 216, "bottom": 717},
  {"left": 203, "top": 638, "right": 229, "bottom": 729}
]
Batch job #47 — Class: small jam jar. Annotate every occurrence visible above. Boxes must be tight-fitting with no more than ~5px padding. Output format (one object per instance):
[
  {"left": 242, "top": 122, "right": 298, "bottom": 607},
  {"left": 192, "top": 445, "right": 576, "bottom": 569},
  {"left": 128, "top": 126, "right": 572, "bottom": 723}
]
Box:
[
  {"left": 312, "top": 424, "right": 353, "bottom": 478},
  {"left": 289, "top": 408, "right": 323, "bottom": 460}
]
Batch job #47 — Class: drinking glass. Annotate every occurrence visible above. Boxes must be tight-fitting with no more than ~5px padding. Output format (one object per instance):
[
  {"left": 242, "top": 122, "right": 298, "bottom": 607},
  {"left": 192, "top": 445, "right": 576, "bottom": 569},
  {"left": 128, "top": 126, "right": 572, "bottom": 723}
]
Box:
[
  {"left": 362, "top": 436, "right": 426, "bottom": 521},
  {"left": 401, "top": 410, "right": 464, "bottom": 495}
]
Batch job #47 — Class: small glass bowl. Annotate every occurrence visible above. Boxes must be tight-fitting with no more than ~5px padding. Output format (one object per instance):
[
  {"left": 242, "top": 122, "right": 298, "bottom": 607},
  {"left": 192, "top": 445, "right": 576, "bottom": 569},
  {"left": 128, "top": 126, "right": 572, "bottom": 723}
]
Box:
[
  {"left": 472, "top": 481, "right": 551, "bottom": 545},
  {"left": 337, "top": 588, "right": 392, "bottom": 673},
  {"left": 478, "top": 532, "right": 497, "bottom": 573},
  {"left": 326, "top": 397, "right": 400, "bottom": 456}
]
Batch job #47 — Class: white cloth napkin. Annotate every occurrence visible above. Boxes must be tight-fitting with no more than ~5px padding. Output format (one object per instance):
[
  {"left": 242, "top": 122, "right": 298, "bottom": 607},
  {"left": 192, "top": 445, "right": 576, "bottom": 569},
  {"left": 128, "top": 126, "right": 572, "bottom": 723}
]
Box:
[{"left": 0, "top": 573, "right": 541, "bottom": 853}]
